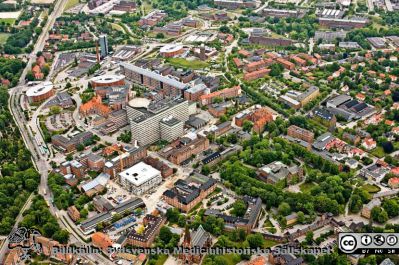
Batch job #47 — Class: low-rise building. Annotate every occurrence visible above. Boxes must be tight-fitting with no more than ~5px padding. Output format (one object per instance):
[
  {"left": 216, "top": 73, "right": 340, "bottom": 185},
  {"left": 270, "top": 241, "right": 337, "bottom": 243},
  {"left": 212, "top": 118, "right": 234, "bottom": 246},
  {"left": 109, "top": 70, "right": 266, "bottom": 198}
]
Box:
[
  {"left": 361, "top": 199, "right": 381, "bottom": 219},
  {"left": 51, "top": 131, "right": 93, "bottom": 153},
  {"left": 67, "top": 205, "right": 81, "bottom": 222},
  {"left": 199, "top": 86, "right": 241, "bottom": 106},
  {"left": 125, "top": 215, "right": 166, "bottom": 247},
  {"left": 91, "top": 232, "right": 114, "bottom": 253},
  {"left": 258, "top": 161, "right": 303, "bottom": 184},
  {"left": 163, "top": 173, "right": 216, "bottom": 212},
  {"left": 287, "top": 125, "right": 314, "bottom": 143},
  {"left": 160, "top": 135, "right": 209, "bottom": 165},
  {"left": 204, "top": 196, "right": 262, "bottom": 233},
  {"left": 119, "top": 162, "right": 162, "bottom": 195}
]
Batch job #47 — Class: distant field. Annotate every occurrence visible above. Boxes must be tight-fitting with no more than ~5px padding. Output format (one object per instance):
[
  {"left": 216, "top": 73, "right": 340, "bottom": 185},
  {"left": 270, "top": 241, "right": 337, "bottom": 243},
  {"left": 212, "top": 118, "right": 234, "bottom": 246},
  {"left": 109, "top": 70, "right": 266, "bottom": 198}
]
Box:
[
  {"left": 31, "top": 0, "right": 55, "bottom": 4},
  {"left": 0, "top": 33, "right": 10, "bottom": 44},
  {"left": 64, "top": 0, "right": 80, "bottom": 11},
  {"left": 0, "top": 18, "right": 15, "bottom": 25},
  {"left": 166, "top": 58, "right": 209, "bottom": 70}
]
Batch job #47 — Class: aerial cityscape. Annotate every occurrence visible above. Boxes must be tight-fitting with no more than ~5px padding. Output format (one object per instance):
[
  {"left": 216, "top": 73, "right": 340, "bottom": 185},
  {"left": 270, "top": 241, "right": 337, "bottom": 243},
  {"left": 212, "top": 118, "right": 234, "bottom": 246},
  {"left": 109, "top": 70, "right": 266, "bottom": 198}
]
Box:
[{"left": 1, "top": 0, "right": 399, "bottom": 264}]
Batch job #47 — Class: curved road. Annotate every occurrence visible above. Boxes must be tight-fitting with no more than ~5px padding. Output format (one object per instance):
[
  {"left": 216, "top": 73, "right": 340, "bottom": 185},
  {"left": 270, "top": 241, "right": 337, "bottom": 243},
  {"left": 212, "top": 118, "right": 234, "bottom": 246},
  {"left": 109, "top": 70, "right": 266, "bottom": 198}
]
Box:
[{"left": 1, "top": 0, "right": 114, "bottom": 264}]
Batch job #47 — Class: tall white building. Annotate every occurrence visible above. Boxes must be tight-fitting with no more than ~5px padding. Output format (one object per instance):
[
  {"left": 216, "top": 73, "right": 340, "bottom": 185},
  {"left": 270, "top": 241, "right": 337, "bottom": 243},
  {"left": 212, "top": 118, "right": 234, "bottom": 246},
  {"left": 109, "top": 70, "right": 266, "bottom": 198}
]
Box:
[
  {"left": 118, "top": 162, "right": 162, "bottom": 195},
  {"left": 127, "top": 97, "right": 189, "bottom": 146}
]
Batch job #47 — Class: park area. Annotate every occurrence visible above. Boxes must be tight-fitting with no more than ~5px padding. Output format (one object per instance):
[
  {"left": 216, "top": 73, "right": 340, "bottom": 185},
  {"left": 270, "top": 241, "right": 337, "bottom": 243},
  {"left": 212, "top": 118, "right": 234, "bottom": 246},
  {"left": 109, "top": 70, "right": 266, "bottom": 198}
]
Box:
[
  {"left": 166, "top": 58, "right": 209, "bottom": 70},
  {"left": 0, "top": 33, "right": 10, "bottom": 44},
  {"left": 0, "top": 10, "right": 21, "bottom": 25}
]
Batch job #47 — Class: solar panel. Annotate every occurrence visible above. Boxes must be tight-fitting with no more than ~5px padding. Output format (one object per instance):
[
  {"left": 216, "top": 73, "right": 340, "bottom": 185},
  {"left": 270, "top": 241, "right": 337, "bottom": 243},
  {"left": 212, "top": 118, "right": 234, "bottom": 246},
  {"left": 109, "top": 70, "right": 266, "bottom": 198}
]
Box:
[
  {"left": 344, "top": 99, "right": 358, "bottom": 108},
  {"left": 353, "top": 103, "right": 367, "bottom": 112}
]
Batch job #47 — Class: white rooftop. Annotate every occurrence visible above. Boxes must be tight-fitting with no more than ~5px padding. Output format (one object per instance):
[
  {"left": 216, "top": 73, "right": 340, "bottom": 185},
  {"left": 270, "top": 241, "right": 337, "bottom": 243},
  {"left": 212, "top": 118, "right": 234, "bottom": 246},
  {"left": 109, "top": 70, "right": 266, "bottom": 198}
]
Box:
[
  {"left": 26, "top": 81, "right": 53, "bottom": 97},
  {"left": 90, "top": 74, "right": 125, "bottom": 84},
  {"left": 119, "top": 162, "right": 160, "bottom": 186}
]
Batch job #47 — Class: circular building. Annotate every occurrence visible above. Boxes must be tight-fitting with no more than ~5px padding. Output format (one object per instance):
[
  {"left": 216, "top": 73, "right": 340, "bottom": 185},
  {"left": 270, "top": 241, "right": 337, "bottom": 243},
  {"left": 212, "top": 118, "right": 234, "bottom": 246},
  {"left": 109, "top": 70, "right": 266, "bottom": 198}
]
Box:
[
  {"left": 90, "top": 74, "right": 125, "bottom": 88},
  {"left": 128, "top": 97, "right": 151, "bottom": 109},
  {"left": 26, "top": 81, "right": 55, "bottom": 103},
  {"left": 159, "top": 44, "right": 184, "bottom": 58}
]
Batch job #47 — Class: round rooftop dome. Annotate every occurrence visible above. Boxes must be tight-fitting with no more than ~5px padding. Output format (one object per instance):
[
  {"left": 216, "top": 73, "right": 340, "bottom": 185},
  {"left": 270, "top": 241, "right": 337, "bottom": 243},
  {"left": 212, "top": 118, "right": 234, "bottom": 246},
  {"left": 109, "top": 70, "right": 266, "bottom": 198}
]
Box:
[
  {"left": 26, "top": 81, "right": 53, "bottom": 97},
  {"left": 90, "top": 74, "right": 125, "bottom": 84},
  {"left": 159, "top": 44, "right": 183, "bottom": 54},
  {"left": 129, "top": 97, "right": 151, "bottom": 108}
]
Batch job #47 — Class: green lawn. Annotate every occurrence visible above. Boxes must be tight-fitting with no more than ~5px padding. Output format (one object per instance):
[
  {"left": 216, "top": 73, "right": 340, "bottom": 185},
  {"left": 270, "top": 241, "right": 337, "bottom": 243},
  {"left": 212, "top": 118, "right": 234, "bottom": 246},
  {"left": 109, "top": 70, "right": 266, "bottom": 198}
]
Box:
[
  {"left": 0, "top": 18, "right": 15, "bottom": 25},
  {"left": 206, "top": 254, "right": 241, "bottom": 265},
  {"left": 263, "top": 239, "right": 279, "bottom": 248},
  {"left": 149, "top": 254, "right": 168, "bottom": 265},
  {"left": 362, "top": 184, "right": 381, "bottom": 194},
  {"left": 299, "top": 182, "right": 317, "bottom": 193},
  {"left": 64, "top": 0, "right": 80, "bottom": 11},
  {"left": 166, "top": 58, "right": 209, "bottom": 70},
  {"left": 371, "top": 146, "right": 385, "bottom": 158},
  {"left": 0, "top": 33, "right": 10, "bottom": 44},
  {"left": 111, "top": 23, "right": 124, "bottom": 32}
]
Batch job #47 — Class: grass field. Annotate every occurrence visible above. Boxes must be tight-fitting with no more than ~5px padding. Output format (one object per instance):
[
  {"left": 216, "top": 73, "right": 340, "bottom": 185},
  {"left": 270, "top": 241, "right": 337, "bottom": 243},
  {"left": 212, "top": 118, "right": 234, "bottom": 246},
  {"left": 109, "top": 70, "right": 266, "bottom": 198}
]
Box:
[
  {"left": 205, "top": 254, "right": 242, "bottom": 265},
  {"left": 362, "top": 184, "right": 381, "bottom": 193},
  {"left": 299, "top": 182, "right": 317, "bottom": 193},
  {"left": 166, "top": 58, "right": 209, "bottom": 70},
  {"left": 0, "top": 18, "right": 16, "bottom": 25},
  {"left": 0, "top": 33, "right": 10, "bottom": 44},
  {"left": 149, "top": 254, "right": 168, "bottom": 265},
  {"left": 371, "top": 146, "right": 385, "bottom": 158},
  {"left": 111, "top": 23, "right": 124, "bottom": 32},
  {"left": 263, "top": 239, "right": 279, "bottom": 248},
  {"left": 64, "top": 0, "right": 80, "bottom": 11}
]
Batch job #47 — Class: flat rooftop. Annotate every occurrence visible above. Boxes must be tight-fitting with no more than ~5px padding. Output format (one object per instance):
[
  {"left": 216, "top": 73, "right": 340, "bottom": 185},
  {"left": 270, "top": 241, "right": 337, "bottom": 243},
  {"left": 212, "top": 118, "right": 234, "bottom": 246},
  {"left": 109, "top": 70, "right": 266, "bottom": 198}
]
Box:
[{"left": 119, "top": 162, "right": 161, "bottom": 186}]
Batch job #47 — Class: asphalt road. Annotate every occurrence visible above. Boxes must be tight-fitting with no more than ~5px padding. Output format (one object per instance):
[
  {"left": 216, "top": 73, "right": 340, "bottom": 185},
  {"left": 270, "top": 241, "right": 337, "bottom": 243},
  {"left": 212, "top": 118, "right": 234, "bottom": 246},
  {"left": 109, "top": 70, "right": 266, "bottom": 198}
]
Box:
[{"left": 1, "top": 0, "right": 114, "bottom": 263}]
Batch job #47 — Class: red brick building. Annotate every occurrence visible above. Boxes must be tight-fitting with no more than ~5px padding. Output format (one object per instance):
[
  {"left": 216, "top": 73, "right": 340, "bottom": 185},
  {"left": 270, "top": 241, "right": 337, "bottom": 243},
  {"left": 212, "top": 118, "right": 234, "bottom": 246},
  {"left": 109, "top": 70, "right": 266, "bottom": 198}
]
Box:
[
  {"left": 199, "top": 86, "right": 241, "bottom": 106},
  {"left": 243, "top": 68, "right": 271, "bottom": 81},
  {"left": 287, "top": 125, "right": 314, "bottom": 143}
]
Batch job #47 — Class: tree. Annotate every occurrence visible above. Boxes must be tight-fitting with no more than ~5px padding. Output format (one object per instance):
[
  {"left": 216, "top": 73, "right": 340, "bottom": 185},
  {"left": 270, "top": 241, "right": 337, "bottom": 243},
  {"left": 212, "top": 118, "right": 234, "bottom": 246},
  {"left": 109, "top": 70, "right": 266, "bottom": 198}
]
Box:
[
  {"left": 382, "top": 199, "right": 399, "bottom": 218},
  {"left": 278, "top": 202, "right": 291, "bottom": 216},
  {"left": 156, "top": 33, "right": 165, "bottom": 39},
  {"left": 269, "top": 63, "right": 284, "bottom": 77},
  {"left": 201, "top": 165, "right": 210, "bottom": 176},
  {"left": 49, "top": 106, "right": 61, "bottom": 115},
  {"left": 159, "top": 227, "right": 173, "bottom": 243},
  {"left": 26, "top": 70, "right": 34, "bottom": 81},
  {"left": 297, "top": 211, "right": 305, "bottom": 224},
  {"left": 392, "top": 90, "right": 399, "bottom": 102},
  {"left": 305, "top": 231, "right": 313, "bottom": 245},
  {"left": 349, "top": 194, "right": 363, "bottom": 213},
  {"left": 231, "top": 200, "right": 247, "bottom": 217},
  {"left": 371, "top": 207, "right": 389, "bottom": 223},
  {"left": 166, "top": 208, "right": 180, "bottom": 223},
  {"left": 242, "top": 120, "right": 253, "bottom": 132},
  {"left": 382, "top": 141, "right": 394, "bottom": 153},
  {"left": 66, "top": 154, "right": 73, "bottom": 161},
  {"left": 219, "top": 25, "right": 231, "bottom": 33},
  {"left": 76, "top": 144, "right": 84, "bottom": 152},
  {"left": 53, "top": 229, "right": 69, "bottom": 244},
  {"left": 117, "top": 130, "right": 132, "bottom": 143},
  {"left": 247, "top": 233, "right": 264, "bottom": 249}
]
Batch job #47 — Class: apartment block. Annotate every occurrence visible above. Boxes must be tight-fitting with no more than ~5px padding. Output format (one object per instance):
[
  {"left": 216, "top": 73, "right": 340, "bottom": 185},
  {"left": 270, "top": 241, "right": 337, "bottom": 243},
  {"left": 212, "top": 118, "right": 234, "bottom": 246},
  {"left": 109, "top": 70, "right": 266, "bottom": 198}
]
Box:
[
  {"left": 199, "top": 86, "right": 241, "bottom": 106},
  {"left": 51, "top": 131, "right": 93, "bottom": 153},
  {"left": 160, "top": 135, "right": 209, "bottom": 165},
  {"left": 287, "top": 125, "right": 315, "bottom": 143}
]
